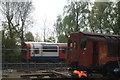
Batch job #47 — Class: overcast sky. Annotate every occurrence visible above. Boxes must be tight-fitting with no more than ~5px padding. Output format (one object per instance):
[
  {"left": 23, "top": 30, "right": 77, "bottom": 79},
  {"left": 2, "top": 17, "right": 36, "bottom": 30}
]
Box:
[
  {"left": 1, "top": 0, "right": 118, "bottom": 41},
  {"left": 29, "top": 0, "right": 67, "bottom": 40}
]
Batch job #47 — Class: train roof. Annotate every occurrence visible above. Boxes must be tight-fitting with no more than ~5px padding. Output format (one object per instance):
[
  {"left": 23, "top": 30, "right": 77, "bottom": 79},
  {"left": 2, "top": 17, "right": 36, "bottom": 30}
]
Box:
[
  {"left": 24, "top": 42, "right": 50, "bottom": 44},
  {"left": 70, "top": 32, "right": 120, "bottom": 42},
  {"left": 24, "top": 42, "right": 67, "bottom": 45},
  {"left": 71, "top": 32, "right": 119, "bottom": 37},
  {"left": 82, "top": 32, "right": 119, "bottom": 37}
]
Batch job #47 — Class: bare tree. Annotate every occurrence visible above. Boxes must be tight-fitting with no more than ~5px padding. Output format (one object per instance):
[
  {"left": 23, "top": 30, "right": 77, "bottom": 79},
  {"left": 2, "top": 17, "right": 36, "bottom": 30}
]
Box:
[
  {"left": 0, "top": 1, "right": 33, "bottom": 44},
  {"left": 34, "top": 32, "right": 41, "bottom": 42},
  {"left": 43, "top": 18, "right": 46, "bottom": 42}
]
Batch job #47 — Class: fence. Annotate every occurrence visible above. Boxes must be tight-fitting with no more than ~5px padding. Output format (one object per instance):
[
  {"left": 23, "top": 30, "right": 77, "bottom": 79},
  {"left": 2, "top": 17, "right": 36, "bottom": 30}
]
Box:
[{"left": 2, "top": 63, "right": 68, "bottom": 73}]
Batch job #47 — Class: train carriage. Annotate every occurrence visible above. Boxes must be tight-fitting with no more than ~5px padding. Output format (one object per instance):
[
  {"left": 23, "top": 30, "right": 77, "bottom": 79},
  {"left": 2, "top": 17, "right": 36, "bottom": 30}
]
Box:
[
  {"left": 66, "top": 32, "right": 120, "bottom": 76},
  {"left": 22, "top": 42, "right": 67, "bottom": 62}
]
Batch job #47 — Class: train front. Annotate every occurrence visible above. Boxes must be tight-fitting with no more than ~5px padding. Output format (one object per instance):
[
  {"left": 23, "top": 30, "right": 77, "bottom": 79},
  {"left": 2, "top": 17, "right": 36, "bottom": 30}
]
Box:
[{"left": 21, "top": 42, "right": 31, "bottom": 62}]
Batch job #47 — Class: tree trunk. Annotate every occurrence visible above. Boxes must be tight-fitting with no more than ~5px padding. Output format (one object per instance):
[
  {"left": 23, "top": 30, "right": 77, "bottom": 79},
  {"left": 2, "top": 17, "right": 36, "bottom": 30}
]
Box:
[
  {"left": 75, "top": 9, "right": 79, "bottom": 32},
  {"left": 118, "top": 1, "right": 120, "bottom": 35}
]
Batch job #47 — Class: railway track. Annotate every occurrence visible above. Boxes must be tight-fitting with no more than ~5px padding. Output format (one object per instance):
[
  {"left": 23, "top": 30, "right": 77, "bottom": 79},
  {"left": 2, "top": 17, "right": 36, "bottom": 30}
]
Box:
[
  {"left": 2, "top": 69, "right": 120, "bottom": 80},
  {"left": 2, "top": 63, "right": 120, "bottom": 80},
  {"left": 2, "top": 63, "right": 67, "bottom": 72}
]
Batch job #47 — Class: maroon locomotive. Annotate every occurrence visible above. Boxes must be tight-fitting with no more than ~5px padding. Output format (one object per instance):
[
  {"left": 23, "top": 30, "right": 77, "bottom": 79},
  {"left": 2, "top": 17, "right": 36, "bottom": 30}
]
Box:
[{"left": 66, "top": 32, "right": 120, "bottom": 76}]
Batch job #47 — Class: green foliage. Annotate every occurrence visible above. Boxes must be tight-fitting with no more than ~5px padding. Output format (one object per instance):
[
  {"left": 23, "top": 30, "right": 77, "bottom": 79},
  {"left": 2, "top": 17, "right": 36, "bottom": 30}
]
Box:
[
  {"left": 55, "top": 1, "right": 90, "bottom": 42},
  {"left": 2, "top": 22, "right": 21, "bottom": 63},
  {"left": 88, "top": 2, "right": 120, "bottom": 34},
  {"left": 25, "top": 32, "right": 34, "bottom": 41},
  {"left": 45, "top": 37, "right": 55, "bottom": 42},
  {"left": 63, "top": 1, "right": 90, "bottom": 35},
  {"left": 55, "top": 15, "right": 63, "bottom": 36},
  {"left": 1, "top": 2, "right": 33, "bottom": 63},
  {"left": 55, "top": 1, "right": 120, "bottom": 40},
  {"left": 58, "top": 34, "right": 67, "bottom": 43},
  {"left": 2, "top": 30, "right": 20, "bottom": 63}
]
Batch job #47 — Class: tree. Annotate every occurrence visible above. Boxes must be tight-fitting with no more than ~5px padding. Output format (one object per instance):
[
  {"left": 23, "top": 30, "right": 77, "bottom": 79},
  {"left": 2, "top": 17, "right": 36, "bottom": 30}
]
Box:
[
  {"left": 55, "top": 1, "right": 90, "bottom": 42},
  {"left": 0, "top": 1, "right": 33, "bottom": 45},
  {"left": 2, "top": 28, "right": 20, "bottom": 63},
  {"left": 55, "top": 15, "right": 63, "bottom": 37},
  {"left": 63, "top": 1, "right": 90, "bottom": 37},
  {"left": 116, "top": 1, "right": 120, "bottom": 34},
  {"left": 0, "top": 1, "right": 33, "bottom": 62},
  {"left": 43, "top": 18, "right": 47, "bottom": 42},
  {"left": 1, "top": 22, "right": 20, "bottom": 63},
  {"left": 45, "top": 37, "right": 55, "bottom": 42},
  {"left": 88, "top": 2, "right": 120, "bottom": 34},
  {"left": 55, "top": 15, "right": 67, "bottom": 42},
  {"left": 25, "top": 32, "right": 34, "bottom": 41},
  {"left": 34, "top": 32, "right": 42, "bottom": 42},
  {"left": 57, "top": 34, "right": 67, "bottom": 43}
]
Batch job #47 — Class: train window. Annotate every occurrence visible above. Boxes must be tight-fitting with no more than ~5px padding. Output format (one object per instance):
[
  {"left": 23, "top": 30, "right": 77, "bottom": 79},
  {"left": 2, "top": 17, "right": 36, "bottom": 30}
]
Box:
[
  {"left": 62, "top": 46, "right": 66, "bottom": 53},
  {"left": 34, "top": 48, "right": 39, "bottom": 54},
  {"left": 68, "top": 40, "right": 72, "bottom": 52},
  {"left": 80, "top": 39, "right": 87, "bottom": 50},
  {"left": 43, "top": 45, "right": 57, "bottom": 52},
  {"left": 68, "top": 40, "right": 72, "bottom": 47},
  {"left": 108, "top": 42, "right": 119, "bottom": 57},
  {"left": 74, "top": 40, "right": 77, "bottom": 49}
]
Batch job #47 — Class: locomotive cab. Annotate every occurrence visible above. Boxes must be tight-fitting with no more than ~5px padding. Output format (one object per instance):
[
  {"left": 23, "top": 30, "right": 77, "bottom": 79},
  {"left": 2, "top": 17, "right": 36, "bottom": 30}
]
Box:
[
  {"left": 67, "top": 37, "right": 93, "bottom": 70},
  {"left": 66, "top": 32, "right": 120, "bottom": 76}
]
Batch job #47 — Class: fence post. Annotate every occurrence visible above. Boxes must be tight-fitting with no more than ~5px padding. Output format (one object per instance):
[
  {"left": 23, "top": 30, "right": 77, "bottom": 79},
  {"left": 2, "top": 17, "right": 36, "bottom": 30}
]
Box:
[
  {"left": 48, "top": 63, "right": 50, "bottom": 71},
  {"left": 27, "top": 62, "right": 29, "bottom": 73},
  {"left": 20, "top": 63, "right": 22, "bottom": 72},
  {"left": 34, "top": 62, "right": 36, "bottom": 72}
]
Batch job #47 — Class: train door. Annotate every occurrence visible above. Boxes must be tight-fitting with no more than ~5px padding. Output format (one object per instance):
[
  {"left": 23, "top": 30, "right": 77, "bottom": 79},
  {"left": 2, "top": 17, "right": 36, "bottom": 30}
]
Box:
[
  {"left": 93, "top": 42, "right": 99, "bottom": 66},
  {"left": 67, "top": 39, "right": 73, "bottom": 64},
  {"left": 59, "top": 44, "right": 67, "bottom": 59},
  {"left": 31, "top": 43, "right": 42, "bottom": 58},
  {"left": 79, "top": 39, "right": 93, "bottom": 67},
  {"left": 22, "top": 42, "right": 30, "bottom": 60},
  {"left": 73, "top": 39, "right": 79, "bottom": 62}
]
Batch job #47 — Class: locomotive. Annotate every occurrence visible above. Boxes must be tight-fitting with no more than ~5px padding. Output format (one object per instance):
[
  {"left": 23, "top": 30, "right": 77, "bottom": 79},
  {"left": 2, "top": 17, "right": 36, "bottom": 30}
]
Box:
[
  {"left": 22, "top": 42, "right": 67, "bottom": 62},
  {"left": 66, "top": 32, "right": 120, "bottom": 76}
]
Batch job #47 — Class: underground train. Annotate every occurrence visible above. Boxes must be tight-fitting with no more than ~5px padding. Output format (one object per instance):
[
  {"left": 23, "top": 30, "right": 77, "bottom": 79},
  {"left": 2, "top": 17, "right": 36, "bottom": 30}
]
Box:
[
  {"left": 66, "top": 32, "right": 120, "bottom": 76},
  {"left": 22, "top": 42, "right": 67, "bottom": 62}
]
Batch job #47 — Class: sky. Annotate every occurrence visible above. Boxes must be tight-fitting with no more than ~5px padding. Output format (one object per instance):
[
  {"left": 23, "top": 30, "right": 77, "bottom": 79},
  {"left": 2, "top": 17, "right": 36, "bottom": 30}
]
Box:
[
  {"left": 0, "top": 0, "right": 118, "bottom": 41},
  {"left": 0, "top": 0, "right": 67, "bottom": 41},
  {"left": 29, "top": 0, "right": 67, "bottom": 41}
]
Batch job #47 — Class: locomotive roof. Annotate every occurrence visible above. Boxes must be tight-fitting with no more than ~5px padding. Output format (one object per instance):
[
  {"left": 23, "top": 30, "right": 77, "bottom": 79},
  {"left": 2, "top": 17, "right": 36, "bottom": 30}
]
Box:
[
  {"left": 82, "top": 32, "right": 119, "bottom": 37},
  {"left": 70, "top": 32, "right": 120, "bottom": 41}
]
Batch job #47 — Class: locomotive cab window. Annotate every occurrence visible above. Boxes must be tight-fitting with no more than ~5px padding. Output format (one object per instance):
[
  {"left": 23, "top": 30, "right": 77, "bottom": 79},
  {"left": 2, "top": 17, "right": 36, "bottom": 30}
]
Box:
[
  {"left": 68, "top": 40, "right": 72, "bottom": 47},
  {"left": 68, "top": 40, "right": 72, "bottom": 52},
  {"left": 62, "top": 46, "right": 66, "bottom": 53},
  {"left": 74, "top": 40, "right": 77, "bottom": 49},
  {"left": 80, "top": 39, "right": 87, "bottom": 50},
  {"left": 108, "top": 42, "right": 119, "bottom": 57}
]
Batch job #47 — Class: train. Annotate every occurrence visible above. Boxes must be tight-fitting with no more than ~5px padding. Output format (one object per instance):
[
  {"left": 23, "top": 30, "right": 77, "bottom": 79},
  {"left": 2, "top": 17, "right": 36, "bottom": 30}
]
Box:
[
  {"left": 22, "top": 42, "right": 67, "bottom": 62},
  {"left": 66, "top": 32, "right": 120, "bottom": 77}
]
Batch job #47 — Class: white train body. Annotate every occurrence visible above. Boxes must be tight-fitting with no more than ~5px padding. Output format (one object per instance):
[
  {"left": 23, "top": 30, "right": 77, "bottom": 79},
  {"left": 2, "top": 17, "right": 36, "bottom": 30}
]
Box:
[{"left": 22, "top": 42, "right": 66, "bottom": 62}]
